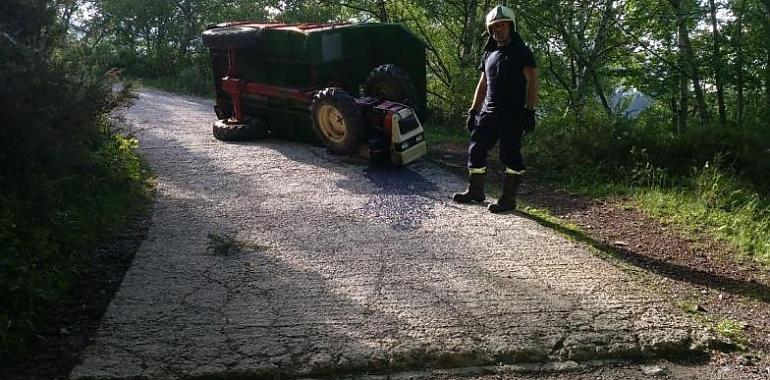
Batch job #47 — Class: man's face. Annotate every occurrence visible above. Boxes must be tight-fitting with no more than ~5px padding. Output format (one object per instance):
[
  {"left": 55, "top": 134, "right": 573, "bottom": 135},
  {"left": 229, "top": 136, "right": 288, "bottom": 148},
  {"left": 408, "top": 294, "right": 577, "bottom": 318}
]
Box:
[{"left": 490, "top": 21, "right": 511, "bottom": 45}]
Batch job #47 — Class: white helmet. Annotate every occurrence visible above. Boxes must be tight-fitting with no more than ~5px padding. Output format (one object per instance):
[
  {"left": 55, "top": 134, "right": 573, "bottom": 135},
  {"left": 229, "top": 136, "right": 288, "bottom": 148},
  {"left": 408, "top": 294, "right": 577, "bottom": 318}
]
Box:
[{"left": 485, "top": 5, "right": 517, "bottom": 31}]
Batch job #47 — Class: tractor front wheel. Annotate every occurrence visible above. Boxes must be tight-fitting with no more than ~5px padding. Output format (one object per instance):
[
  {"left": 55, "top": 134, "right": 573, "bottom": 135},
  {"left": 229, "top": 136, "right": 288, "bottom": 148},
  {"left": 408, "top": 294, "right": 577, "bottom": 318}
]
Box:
[{"left": 310, "top": 88, "right": 364, "bottom": 155}]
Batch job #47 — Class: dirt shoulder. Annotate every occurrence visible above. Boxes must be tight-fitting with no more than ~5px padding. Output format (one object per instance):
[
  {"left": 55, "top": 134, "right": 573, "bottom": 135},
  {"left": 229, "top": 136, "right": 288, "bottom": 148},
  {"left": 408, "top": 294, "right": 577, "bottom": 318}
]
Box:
[
  {"left": 430, "top": 142, "right": 770, "bottom": 379},
  {"left": 1, "top": 199, "right": 154, "bottom": 380}
]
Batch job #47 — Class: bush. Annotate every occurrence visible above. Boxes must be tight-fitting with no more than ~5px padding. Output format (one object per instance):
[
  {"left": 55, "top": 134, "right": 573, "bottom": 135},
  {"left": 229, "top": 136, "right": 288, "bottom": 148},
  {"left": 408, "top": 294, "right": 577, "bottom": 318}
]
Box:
[
  {"left": 525, "top": 103, "right": 770, "bottom": 192},
  {"left": 525, "top": 102, "right": 770, "bottom": 263},
  {"left": 0, "top": 2, "right": 150, "bottom": 356}
]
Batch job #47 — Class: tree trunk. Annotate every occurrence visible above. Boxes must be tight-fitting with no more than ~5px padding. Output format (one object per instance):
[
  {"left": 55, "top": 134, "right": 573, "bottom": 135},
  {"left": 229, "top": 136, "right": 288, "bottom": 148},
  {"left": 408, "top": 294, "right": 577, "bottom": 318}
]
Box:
[
  {"left": 593, "top": 71, "right": 612, "bottom": 115},
  {"left": 671, "top": 97, "right": 680, "bottom": 134},
  {"left": 587, "top": 1, "right": 614, "bottom": 100},
  {"left": 376, "top": 0, "right": 389, "bottom": 22},
  {"left": 460, "top": 0, "right": 479, "bottom": 67},
  {"left": 708, "top": 0, "right": 727, "bottom": 126},
  {"left": 736, "top": 0, "right": 746, "bottom": 126},
  {"left": 58, "top": 0, "right": 80, "bottom": 46},
  {"left": 671, "top": 0, "right": 709, "bottom": 126},
  {"left": 762, "top": 0, "right": 770, "bottom": 110},
  {"left": 178, "top": 1, "right": 194, "bottom": 58},
  {"left": 677, "top": 18, "right": 689, "bottom": 134},
  {"left": 564, "top": 0, "right": 615, "bottom": 118},
  {"left": 678, "top": 72, "right": 689, "bottom": 134}
]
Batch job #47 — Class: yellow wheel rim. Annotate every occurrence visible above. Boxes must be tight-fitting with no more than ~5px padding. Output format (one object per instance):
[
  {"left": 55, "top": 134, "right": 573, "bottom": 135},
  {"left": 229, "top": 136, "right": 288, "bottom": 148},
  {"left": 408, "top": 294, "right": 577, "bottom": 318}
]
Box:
[{"left": 317, "top": 104, "right": 347, "bottom": 143}]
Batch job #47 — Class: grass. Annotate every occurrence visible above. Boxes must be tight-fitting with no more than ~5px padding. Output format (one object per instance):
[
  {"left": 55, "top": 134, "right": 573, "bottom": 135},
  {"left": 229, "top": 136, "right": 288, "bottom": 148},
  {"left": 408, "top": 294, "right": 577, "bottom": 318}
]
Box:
[
  {"left": 635, "top": 189, "right": 770, "bottom": 264},
  {"left": 423, "top": 123, "right": 468, "bottom": 146},
  {"left": 676, "top": 300, "right": 702, "bottom": 314},
  {"left": 715, "top": 318, "right": 749, "bottom": 348},
  {"left": 569, "top": 181, "right": 770, "bottom": 268},
  {"left": 206, "top": 232, "right": 267, "bottom": 256},
  {"left": 535, "top": 158, "right": 770, "bottom": 268},
  {"left": 0, "top": 131, "right": 154, "bottom": 357},
  {"left": 132, "top": 69, "right": 214, "bottom": 98},
  {"left": 675, "top": 300, "right": 749, "bottom": 350}
]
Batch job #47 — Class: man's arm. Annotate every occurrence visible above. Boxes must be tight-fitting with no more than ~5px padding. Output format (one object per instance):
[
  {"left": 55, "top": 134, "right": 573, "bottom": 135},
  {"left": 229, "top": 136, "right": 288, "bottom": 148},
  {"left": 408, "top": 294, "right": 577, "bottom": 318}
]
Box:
[
  {"left": 471, "top": 72, "right": 487, "bottom": 112},
  {"left": 523, "top": 67, "right": 539, "bottom": 110}
]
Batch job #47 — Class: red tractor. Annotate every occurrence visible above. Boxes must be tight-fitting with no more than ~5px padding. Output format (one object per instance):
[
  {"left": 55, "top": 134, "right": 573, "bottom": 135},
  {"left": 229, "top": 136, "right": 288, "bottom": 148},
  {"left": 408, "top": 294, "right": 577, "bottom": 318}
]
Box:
[{"left": 202, "top": 22, "right": 427, "bottom": 165}]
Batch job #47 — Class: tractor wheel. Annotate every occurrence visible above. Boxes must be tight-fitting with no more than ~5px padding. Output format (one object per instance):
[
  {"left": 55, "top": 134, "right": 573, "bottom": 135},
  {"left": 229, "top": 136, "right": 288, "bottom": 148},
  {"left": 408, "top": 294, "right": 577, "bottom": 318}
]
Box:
[
  {"left": 202, "top": 26, "right": 261, "bottom": 49},
  {"left": 214, "top": 99, "right": 234, "bottom": 120},
  {"left": 363, "top": 64, "right": 417, "bottom": 107},
  {"left": 213, "top": 119, "right": 267, "bottom": 141},
  {"left": 310, "top": 88, "right": 365, "bottom": 155}
]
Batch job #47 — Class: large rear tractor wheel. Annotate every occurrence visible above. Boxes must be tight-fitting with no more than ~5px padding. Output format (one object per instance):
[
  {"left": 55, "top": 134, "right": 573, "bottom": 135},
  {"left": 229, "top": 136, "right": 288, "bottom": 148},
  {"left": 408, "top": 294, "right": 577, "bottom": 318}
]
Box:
[
  {"left": 363, "top": 64, "right": 417, "bottom": 107},
  {"left": 310, "top": 88, "right": 365, "bottom": 155},
  {"left": 213, "top": 118, "right": 267, "bottom": 141}
]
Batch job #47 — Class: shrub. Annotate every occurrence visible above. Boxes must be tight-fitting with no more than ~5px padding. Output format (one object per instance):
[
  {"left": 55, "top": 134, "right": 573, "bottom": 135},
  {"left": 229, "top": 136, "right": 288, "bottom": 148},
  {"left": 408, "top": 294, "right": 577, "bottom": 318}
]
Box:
[{"left": 0, "top": 2, "right": 149, "bottom": 356}]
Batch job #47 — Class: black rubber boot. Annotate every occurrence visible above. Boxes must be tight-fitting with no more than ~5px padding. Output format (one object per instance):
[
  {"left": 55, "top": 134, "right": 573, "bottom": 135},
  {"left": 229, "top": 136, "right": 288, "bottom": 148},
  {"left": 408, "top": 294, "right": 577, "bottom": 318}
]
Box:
[
  {"left": 453, "top": 172, "right": 486, "bottom": 203},
  {"left": 488, "top": 173, "right": 521, "bottom": 213}
]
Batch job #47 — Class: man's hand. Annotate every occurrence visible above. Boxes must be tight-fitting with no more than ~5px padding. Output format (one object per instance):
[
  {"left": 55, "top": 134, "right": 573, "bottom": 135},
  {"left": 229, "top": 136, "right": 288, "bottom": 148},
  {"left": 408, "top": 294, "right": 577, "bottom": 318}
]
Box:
[
  {"left": 466, "top": 109, "right": 478, "bottom": 132},
  {"left": 522, "top": 108, "right": 536, "bottom": 132}
]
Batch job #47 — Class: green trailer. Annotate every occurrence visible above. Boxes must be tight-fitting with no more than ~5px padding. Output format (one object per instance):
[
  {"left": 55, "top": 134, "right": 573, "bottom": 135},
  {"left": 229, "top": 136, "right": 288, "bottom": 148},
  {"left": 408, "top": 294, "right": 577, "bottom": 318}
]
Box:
[{"left": 202, "top": 22, "right": 427, "bottom": 165}]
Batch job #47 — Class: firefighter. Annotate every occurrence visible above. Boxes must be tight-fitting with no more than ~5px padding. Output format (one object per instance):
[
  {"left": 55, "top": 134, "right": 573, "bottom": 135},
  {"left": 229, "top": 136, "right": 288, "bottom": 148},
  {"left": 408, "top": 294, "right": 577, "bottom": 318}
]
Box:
[{"left": 452, "top": 4, "right": 539, "bottom": 213}]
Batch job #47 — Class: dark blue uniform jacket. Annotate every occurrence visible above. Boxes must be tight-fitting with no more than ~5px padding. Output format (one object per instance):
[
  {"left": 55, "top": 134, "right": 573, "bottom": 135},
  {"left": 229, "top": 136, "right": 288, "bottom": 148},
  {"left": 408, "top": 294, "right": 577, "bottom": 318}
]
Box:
[{"left": 477, "top": 35, "right": 537, "bottom": 127}]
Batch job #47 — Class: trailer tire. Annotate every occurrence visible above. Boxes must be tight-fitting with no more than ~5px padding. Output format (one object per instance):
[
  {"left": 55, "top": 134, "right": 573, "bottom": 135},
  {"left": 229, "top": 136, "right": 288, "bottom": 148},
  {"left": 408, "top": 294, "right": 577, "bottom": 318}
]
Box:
[
  {"left": 202, "top": 26, "right": 261, "bottom": 49},
  {"left": 214, "top": 99, "right": 234, "bottom": 120},
  {"left": 363, "top": 64, "right": 417, "bottom": 107},
  {"left": 213, "top": 119, "right": 267, "bottom": 141},
  {"left": 311, "top": 88, "right": 364, "bottom": 155}
]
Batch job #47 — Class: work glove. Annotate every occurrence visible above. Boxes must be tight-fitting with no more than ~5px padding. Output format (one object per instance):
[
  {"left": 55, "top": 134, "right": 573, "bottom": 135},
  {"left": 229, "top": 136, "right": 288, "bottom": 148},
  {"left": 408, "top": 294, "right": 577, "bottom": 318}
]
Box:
[
  {"left": 522, "top": 108, "right": 536, "bottom": 132},
  {"left": 466, "top": 109, "right": 478, "bottom": 132}
]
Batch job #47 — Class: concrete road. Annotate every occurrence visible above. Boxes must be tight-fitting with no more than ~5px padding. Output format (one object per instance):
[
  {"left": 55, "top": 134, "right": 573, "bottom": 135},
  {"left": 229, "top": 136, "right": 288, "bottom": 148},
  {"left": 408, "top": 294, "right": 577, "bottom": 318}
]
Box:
[{"left": 71, "top": 90, "right": 706, "bottom": 379}]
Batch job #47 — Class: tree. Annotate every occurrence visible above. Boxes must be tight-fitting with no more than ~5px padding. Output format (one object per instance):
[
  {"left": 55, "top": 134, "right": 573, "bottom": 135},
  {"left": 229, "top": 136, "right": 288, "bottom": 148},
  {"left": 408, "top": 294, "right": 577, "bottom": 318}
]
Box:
[
  {"left": 519, "top": 0, "right": 627, "bottom": 119},
  {"left": 708, "top": 0, "right": 727, "bottom": 126}
]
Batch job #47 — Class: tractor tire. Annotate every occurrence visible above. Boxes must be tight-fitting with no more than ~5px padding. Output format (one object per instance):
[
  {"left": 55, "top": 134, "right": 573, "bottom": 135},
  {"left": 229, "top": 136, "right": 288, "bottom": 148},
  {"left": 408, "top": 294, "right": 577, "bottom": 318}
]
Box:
[
  {"left": 363, "top": 64, "right": 417, "bottom": 108},
  {"left": 202, "top": 26, "right": 261, "bottom": 49},
  {"left": 213, "top": 119, "right": 267, "bottom": 141},
  {"left": 214, "top": 99, "right": 234, "bottom": 120},
  {"left": 310, "top": 88, "right": 365, "bottom": 155}
]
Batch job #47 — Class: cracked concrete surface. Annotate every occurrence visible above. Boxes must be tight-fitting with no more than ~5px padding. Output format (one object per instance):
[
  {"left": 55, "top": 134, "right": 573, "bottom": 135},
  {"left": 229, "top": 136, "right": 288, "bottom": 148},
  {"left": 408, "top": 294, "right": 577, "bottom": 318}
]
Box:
[{"left": 71, "top": 90, "right": 706, "bottom": 379}]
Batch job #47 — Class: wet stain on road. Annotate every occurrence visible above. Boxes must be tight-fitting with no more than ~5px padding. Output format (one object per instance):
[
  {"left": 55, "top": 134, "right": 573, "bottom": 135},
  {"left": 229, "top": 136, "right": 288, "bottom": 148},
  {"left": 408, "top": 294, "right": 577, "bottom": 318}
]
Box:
[{"left": 358, "top": 166, "right": 438, "bottom": 231}]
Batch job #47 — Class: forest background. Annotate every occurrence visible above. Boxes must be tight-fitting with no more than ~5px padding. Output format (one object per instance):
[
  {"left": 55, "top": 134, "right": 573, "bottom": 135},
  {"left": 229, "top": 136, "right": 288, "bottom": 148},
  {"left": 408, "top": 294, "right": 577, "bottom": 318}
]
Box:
[{"left": 1, "top": 0, "right": 770, "bottom": 359}]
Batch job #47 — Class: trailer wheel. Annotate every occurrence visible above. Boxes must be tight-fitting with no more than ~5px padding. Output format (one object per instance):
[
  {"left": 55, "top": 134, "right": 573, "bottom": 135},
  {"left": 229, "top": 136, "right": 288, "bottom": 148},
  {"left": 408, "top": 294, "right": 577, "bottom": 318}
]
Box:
[
  {"left": 311, "top": 88, "right": 364, "bottom": 155},
  {"left": 213, "top": 119, "right": 267, "bottom": 141},
  {"left": 214, "top": 99, "right": 233, "bottom": 120},
  {"left": 202, "top": 26, "right": 261, "bottom": 49},
  {"left": 363, "top": 64, "right": 417, "bottom": 107}
]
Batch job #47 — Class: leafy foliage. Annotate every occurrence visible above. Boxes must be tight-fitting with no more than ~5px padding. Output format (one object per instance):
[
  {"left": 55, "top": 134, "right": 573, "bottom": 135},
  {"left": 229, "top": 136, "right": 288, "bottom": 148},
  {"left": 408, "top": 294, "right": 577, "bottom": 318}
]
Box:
[{"left": 0, "top": 0, "right": 151, "bottom": 356}]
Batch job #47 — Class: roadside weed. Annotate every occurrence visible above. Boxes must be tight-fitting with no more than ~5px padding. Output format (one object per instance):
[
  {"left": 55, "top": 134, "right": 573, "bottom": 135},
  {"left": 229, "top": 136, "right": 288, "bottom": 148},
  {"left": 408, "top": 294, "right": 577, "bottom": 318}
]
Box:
[
  {"left": 423, "top": 123, "right": 467, "bottom": 146},
  {"left": 715, "top": 319, "right": 749, "bottom": 347},
  {"left": 206, "top": 233, "right": 266, "bottom": 256},
  {"left": 634, "top": 165, "right": 770, "bottom": 266},
  {"left": 675, "top": 301, "right": 701, "bottom": 314}
]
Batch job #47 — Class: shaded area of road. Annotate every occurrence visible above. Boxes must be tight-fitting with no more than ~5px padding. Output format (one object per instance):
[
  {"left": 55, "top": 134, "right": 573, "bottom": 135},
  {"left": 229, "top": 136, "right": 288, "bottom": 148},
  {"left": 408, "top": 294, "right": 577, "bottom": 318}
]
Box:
[{"left": 71, "top": 90, "right": 706, "bottom": 380}]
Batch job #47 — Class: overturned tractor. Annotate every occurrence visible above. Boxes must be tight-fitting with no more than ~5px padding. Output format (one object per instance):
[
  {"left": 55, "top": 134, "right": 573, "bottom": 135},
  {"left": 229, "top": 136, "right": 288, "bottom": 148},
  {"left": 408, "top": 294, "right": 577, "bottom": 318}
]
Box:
[{"left": 202, "top": 22, "right": 427, "bottom": 166}]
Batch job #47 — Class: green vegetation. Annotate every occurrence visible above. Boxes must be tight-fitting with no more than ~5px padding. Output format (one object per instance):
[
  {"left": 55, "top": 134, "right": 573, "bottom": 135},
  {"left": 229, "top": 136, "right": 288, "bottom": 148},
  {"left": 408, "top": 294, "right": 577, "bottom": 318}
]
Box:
[
  {"left": 636, "top": 177, "right": 770, "bottom": 265},
  {"left": 423, "top": 123, "right": 468, "bottom": 146},
  {"left": 715, "top": 318, "right": 749, "bottom": 347},
  {"left": 206, "top": 232, "right": 267, "bottom": 256},
  {"left": 526, "top": 115, "right": 770, "bottom": 266},
  {"left": 133, "top": 68, "right": 215, "bottom": 97},
  {"left": 0, "top": 1, "right": 152, "bottom": 357},
  {"left": 676, "top": 300, "right": 702, "bottom": 314}
]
